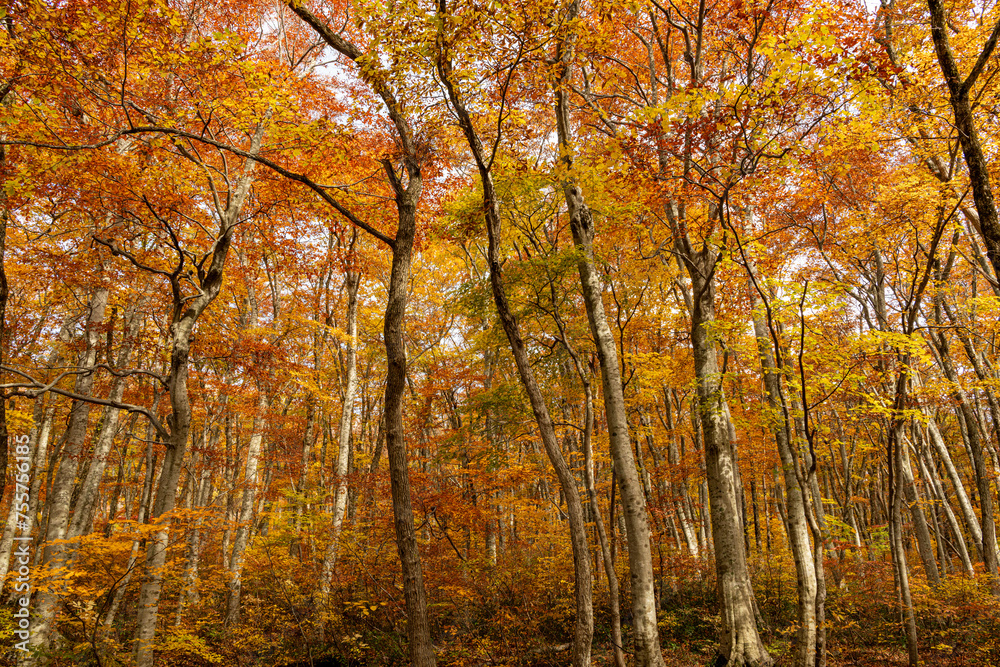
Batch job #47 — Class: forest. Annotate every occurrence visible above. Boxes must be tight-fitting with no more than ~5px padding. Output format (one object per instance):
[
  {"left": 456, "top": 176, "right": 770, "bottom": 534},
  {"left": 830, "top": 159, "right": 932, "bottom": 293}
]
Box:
[{"left": 0, "top": 0, "right": 999, "bottom": 665}]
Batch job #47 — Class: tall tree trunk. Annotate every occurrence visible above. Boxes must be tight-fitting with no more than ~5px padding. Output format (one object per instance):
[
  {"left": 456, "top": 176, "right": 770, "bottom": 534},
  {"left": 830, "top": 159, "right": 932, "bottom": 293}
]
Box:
[
  {"left": 280, "top": 5, "right": 437, "bottom": 660},
  {"left": 750, "top": 298, "right": 817, "bottom": 667},
  {"left": 67, "top": 304, "right": 143, "bottom": 540},
  {"left": 557, "top": 318, "right": 626, "bottom": 667},
  {"left": 926, "top": 0, "right": 1000, "bottom": 277},
  {"left": 225, "top": 393, "right": 268, "bottom": 626},
  {"left": 319, "top": 269, "right": 360, "bottom": 595},
  {"left": 29, "top": 287, "right": 109, "bottom": 659},
  {"left": 888, "top": 368, "right": 919, "bottom": 666},
  {"left": 685, "top": 243, "right": 771, "bottom": 666},
  {"left": 436, "top": 23, "right": 595, "bottom": 665},
  {"left": 560, "top": 159, "right": 664, "bottom": 667},
  {"left": 900, "top": 443, "right": 941, "bottom": 586},
  {"left": 177, "top": 448, "right": 212, "bottom": 624},
  {"left": 926, "top": 415, "right": 986, "bottom": 558},
  {"left": 382, "top": 185, "right": 437, "bottom": 666},
  {"left": 0, "top": 398, "right": 48, "bottom": 590},
  {"left": 134, "top": 117, "right": 267, "bottom": 667},
  {"left": 918, "top": 436, "right": 975, "bottom": 576},
  {"left": 930, "top": 330, "right": 998, "bottom": 580},
  {"left": 551, "top": 6, "right": 660, "bottom": 659}
]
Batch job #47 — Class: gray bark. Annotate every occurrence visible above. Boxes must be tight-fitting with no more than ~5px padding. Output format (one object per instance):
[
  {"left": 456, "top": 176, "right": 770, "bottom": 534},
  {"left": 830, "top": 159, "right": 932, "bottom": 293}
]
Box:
[
  {"left": 437, "top": 31, "right": 595, "bottom": 663},
  {"left": 225, "top": 393, "right": 268, "bottom": 626},
  {"left": 750, "top": 298, "right": 817, "bottom": 667},
  {"left": 282, "top": 4, "right": 437, "bottom": 660},
  {"left": 134, "top": 117, "right": 268, "bottom": 667},
  {"left": 684, "top": 243, "right": 771, "bottom": 666},
  {"left": 319, "top": 270, "right": 360, "bottom": 595},
  {"left": 29, "top": 287, "right": 109, "bottom": 658}
]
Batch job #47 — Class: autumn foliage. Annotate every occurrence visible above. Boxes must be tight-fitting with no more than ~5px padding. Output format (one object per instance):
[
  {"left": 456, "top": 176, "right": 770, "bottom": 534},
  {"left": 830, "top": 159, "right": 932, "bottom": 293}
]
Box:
[{"left": 1, "top": 0, "right": 1000, "bottom": 665}]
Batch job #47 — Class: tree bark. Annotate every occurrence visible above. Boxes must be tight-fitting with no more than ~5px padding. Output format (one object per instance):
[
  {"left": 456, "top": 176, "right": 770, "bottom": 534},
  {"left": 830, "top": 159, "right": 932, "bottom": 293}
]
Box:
[
  {"left": 225, "top": 393, "right": 268, "bottom": 626},
  {"left": 134, "top": 117, "right": 267, "bottom": 667},
  {"left": 281, "top": 5, "right": 437, "bottom": 660},
  {"left": 320, "top": 269, "right": 360, "bottom": 595},
  {"left": 67, "top": 304, "right": 143, "bottom": 540},
  {"left": 555, "top": 50, "right": 664, "bottom": 667},
  {"left": 900, "top": 443, "right": 941, "bottom": 587},
  {"left": 29, "top": 287, "right": 108, "bottom": 658},
  {"left": 685, "top": 243, "right": 771, "bottom": 666},
  {"left": 930, "top": 330, "right": 998, "bottom": 580},
  {"left": 926, "top": 0, "right": 1000, "bottom": 277},
  {"left": 750, "top": 298, "right": 817, "bottom": 667},
  {"left": 436, "top": 24, "right": 595, "bottom": 662}
]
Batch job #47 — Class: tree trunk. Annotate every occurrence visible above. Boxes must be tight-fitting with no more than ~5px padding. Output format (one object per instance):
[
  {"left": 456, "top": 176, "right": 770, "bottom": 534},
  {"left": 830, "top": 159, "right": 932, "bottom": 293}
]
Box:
[
  {"left": 562, "top": 185, "right": 664, "bottom": 667},
  {"left": 918, "top": 436, "right": 975, "bottom": 575},
  {"left": 67, "top": 304, "right": 143, "bottom": 540},
  {"left": 751, "top": 299, "right": 817, "bottom": 667},
  {"left": 437, "top": 30, "right": 595, "bottom": 665},
  {"left": 900, "top": 444, "right": 941, "bottom": 586},
  {"left": 926, "top": 0, "right": 1000, "bottom": 277},
  {"left": 0, "top": 398, "right": 48, "bottom": 591},
  {"left": 29, "top": 287, "right": 108, "bottom": 658},
  {"left": 225, "top": 393, "right": 268, "bottom": 626},
  {"left": 319, "top": 270, "right": 360, "bottom": 595},
  {"left": 382, "top": 185, "right": 437, "bottom": 666},
  {"left": 931, "top": 331, "right": 998, "bottom": 579},
  {"left": 134, "top": 117, "right": 267, "bottom": 667},
  {"left": 686, "top": 246, "right": 771, "bottom": 666}
]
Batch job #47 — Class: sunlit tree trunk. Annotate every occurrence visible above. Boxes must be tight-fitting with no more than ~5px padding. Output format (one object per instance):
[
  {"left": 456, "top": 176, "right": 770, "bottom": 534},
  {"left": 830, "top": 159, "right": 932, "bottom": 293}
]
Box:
[
  {"left": 67, "top": 304, "right": 142, "bottom": 540},
  {"left": 0, "top": 398, "right": 48, "bottom": 590},
  {"left": 556, "top": 64, "right": 664, "bottom": 667},
  {"left": 900, "top": 444, "right": 941, "bottom": 586},
  {"left": 918, "top": 433, "right": 975, "bottom": 575},
  {"left": 436, "top": 19, "right": 595, "bottom": 664},
  {"left": 930, "top": 328, "right": 998, "bottom": 579},
  {"left": 684, "top": 241, "right": 771, "bottom": 667},
  {"left": 320, "top": 269, "right": 360, "bottom": 595},
  {"left": 751, "top": 298, "right": 817, "bottom": 667},
  {"left": 134, "top": 118, "right": 267, "bottom": 667},
  {"left": 29, "top": 287, "right": 108, "bottom": 659},
  {"left": 888, "top": 369, "right": 919, "bottom": 667},
  {"left": 225, "top": 393, "right": 269, "bottom": 626}
]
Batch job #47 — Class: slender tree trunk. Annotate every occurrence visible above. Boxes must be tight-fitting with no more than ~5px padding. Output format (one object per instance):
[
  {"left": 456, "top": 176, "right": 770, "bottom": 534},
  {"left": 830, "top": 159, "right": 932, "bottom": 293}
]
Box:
[
  {"left": 926, "top": 415, "right": 986, "bottom": 557},
  {"left": 551, "top": 9, "right": 661, "bottom": 659},
  {"left": 29, "top": 287, "right": 109, "bottom": 659},
  {"left": 931, "top": 332, "right": 998, "bottom": 580},
  {"left": 0, "top": 399, "right": 47, "bottom": 590},
  {"left": 177, "top": 455, "right": 211, "bottom": 624},
  {"left": 280, "top": 5, "right": 438, "bottom": 659},
  {"left": 751, "top": 299, "right": 817, "bottom": 667},
  {"left": 382, "top": 186, "right": 437, "bottom": 666},
  {"left": 437, "top": 30, "right": 594, "bottom": 665},
  {"left": 926, "top": 0, "right": 1000, "bottom": 277},
  {"left": 562, "top": 183, "right": 664, "bottom": 667},
  {"left": 67, "top": 305, "right": 142, "bottom": 540},
  {"left": 900, "top": 444, "right": 941, "bottom": 586},
  {"left": 319, "top": 270, "right": 360, "bottom": 595},
  {"left": 888, "top": 362, "right": 920, "bottom": 667},
  {"left": 479, "top": 214, "right": 595, "bottom": 666},
  {"left": 560, "top": 330, "right": 625, "bottom": 667},
  {"left": 134, "top": 117, "right": 267, "bottom": 667},
  {"left": 225, "top": 393, "right": 268, "bottom": 626},
  {"left": 582, "top": 384, "right": 626, "bottom": 667},
  {"left": 686, "top": 245, "right": 771, "bottom": 666},
  {"left": 918, "top": 438, "right": 975, "bottom": 575}
]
